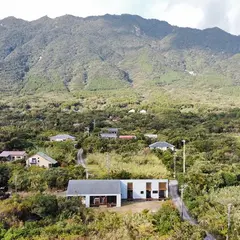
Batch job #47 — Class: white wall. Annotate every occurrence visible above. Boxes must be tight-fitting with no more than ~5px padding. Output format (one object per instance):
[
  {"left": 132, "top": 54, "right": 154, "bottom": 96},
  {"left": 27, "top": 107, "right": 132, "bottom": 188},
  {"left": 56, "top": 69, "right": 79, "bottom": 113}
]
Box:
[
  {"left": 70, "top": 194, "right": 121, "bottom": 208},
  {"left": 120, "top": 179, "right": 168, "bottom": 200}
]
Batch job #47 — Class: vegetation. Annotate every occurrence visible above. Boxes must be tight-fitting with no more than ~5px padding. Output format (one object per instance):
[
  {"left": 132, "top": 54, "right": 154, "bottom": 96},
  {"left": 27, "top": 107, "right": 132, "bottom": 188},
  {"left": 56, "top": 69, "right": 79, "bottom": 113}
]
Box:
[
  {"left": 2, "top": 14, "right": 240, "bottom": 108},
  {"left": 0, "top": 197, "right": 205, "bottom": 240},
  {"left": 1, "top": 13, "right": 240, "bottom": 239},
  {"left": 1, "top": 97, "right": 240, "bottom": 239}
]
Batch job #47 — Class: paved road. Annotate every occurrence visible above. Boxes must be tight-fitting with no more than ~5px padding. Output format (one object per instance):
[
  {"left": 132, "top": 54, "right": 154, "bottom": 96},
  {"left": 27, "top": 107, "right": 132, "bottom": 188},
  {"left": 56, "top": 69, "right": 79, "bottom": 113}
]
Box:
[
  {"left": 77, "top": 148, "right": 89, "bottom": 178},
  {"left": 169, "top": 180, "right": 215, "bottom": 240},
  {"left": 77, "top": 148, "right": 86, "bottom": 168},
  {"left": 169, "top": 180, "right": 197, "bottom": 224}
]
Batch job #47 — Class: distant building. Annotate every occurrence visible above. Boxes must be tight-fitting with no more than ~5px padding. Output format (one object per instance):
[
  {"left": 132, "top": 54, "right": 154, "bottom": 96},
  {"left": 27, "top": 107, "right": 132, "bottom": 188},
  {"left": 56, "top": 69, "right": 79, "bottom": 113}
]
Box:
[
  {"left": 149, "top": 142, "right": 175, "bottom": 151},
  {"left": 128, "top": 109, "right": 135, "bottom": 113},
  {"left": 119, "top": 135, "right": 136, "bottom": 140},
  {"left": 100, "top": 128, "right": 119, "bottom": 139},
  {"left": 26, "top": 152, "right": 58, "bottom": 168},
  {"left": 66, "top": 179, "right": 168, "bottom": 208},
  {"left": 140, "top": 110, "right": 147, "bottom": 114},
  {"left": 0, "top": 151, "right": 26, "bottom": 161},
  {"left": 50, "top": 134, "right": 76, "bottom": 142},
  {"left": 144, "top": 134, "right": 158, "bottom": 139},
  {"left": 107, "top": 128, "right": 119, "bottom": 134},
  {"left": 100, "top": 133, "right": 118, "bottom": 139}
]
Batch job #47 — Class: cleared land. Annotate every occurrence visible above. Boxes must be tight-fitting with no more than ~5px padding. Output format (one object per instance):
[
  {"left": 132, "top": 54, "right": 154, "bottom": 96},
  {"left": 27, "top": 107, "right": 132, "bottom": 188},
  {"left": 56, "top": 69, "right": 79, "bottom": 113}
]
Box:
[{"left": 98, "top": 200, "right": 165, "bottom": 213}]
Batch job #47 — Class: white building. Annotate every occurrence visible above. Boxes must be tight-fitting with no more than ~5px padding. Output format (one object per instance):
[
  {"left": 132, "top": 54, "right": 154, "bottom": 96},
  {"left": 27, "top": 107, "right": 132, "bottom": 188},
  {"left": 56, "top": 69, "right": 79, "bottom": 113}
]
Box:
[
  {"left": 26, "top": 152, "right": 58, "bottom": 168},
  {"left": 66, "top": 179, "right": 168, "bottom": 208},
  {"left": 49, "top": 134, "right": 76, "bottom": 142},
  {"left": 140, "top": 110, "right": 147, "bottom": 114},
  {"left": 0, "top": 151, "right": 26, "bottom": 161},
  {"left": 144, "top": 134, "right": 158, "bottom": 139},
  {"left": 121, "top": 179, "right": 168, "bottom": 200},
  {"left": 128, "top": 109, "right": 135, "bottom": 113}
]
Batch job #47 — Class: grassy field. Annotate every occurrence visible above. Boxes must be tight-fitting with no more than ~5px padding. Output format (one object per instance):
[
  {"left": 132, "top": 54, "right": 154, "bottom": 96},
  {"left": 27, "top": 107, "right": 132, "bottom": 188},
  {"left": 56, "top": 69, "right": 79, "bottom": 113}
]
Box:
[{"left": 86, "top": 152, "right": 169, "bottom": 179}]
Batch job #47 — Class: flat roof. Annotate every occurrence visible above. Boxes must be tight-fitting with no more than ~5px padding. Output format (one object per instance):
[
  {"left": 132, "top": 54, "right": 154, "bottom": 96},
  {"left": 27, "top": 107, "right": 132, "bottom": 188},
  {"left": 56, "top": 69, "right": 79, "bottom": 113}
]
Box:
[{"left": 100, "top": 133, "right": 117, "bottom": 138}]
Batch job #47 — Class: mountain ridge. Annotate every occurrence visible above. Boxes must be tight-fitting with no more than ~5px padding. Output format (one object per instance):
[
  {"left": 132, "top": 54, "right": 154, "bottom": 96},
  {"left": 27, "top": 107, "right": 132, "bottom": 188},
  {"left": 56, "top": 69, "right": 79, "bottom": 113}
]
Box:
[{"left": 1, "top": 14, "right": 240, "bottom": 94}]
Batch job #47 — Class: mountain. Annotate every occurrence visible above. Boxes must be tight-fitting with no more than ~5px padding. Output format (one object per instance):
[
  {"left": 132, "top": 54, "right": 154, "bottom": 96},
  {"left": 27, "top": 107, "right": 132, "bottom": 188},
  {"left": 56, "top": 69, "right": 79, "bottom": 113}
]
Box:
[{"left": 1, "top": 14, "right": 240, "bottom": 94}]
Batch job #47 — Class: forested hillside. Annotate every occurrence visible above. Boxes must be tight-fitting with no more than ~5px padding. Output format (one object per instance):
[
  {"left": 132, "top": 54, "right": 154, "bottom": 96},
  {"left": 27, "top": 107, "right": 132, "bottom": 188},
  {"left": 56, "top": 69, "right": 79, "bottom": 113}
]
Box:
[{"left": 1, "top": 14, "right": 240, "bottom": 96}]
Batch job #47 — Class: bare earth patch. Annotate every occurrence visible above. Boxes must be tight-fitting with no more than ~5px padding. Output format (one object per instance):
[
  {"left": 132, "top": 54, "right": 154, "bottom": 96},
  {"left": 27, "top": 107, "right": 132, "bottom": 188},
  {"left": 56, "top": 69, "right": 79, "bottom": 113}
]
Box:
[{"left": 98, "top": 200, "right": 164, "bottom": 213}]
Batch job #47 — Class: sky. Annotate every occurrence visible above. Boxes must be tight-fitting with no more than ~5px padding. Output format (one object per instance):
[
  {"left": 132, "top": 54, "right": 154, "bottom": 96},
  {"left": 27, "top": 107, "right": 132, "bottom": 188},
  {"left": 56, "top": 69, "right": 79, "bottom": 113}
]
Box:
[{"left": 0, "top": 0, "right": 240, "bottom": 35}]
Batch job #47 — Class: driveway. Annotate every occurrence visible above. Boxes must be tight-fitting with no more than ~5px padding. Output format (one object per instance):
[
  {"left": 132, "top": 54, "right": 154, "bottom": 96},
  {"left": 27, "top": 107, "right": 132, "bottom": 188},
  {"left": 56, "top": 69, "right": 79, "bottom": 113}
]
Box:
[{"left": 104, "top": 200, "right": 164, "bottom": 213}]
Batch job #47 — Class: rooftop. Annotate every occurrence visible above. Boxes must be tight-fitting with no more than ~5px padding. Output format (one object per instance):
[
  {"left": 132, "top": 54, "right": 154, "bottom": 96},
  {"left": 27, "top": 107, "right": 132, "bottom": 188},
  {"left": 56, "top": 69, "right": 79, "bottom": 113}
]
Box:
[
  {"left": 35, "top": 152, "right": 58, "bottom": 164},
  {"left": 149, "top": 141, "right": 175, "bottom": 148},
  {"left": 100, "top": 133, "right": 117, "bottom": 138},
  {"left": 0, "top": 151, "right": 26, "bottom": 157},
  {"left": 67, "top": 180, "right": 121, "bottom": 196},
  {"left": 107, "top": 128, "right": 119, "bottom": 132},
  {"left": 50, "top": 134, "right": 76, "bottom": 140}
]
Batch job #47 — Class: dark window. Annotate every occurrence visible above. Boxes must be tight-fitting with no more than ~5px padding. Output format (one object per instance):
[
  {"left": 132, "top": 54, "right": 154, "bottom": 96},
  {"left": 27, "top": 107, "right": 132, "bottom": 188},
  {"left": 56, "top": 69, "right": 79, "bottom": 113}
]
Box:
[
  {"left": 127, "top": 183, "right": 133, "bottom": 199},
  {"left": 31, "top": 158, "right": 37, "bottom": 164},
  {"left": 153, "top": 190, "right": 158, "bottom": 194},
  {"left": 140, "top": 191, "right": 144, "bottom": 194}
]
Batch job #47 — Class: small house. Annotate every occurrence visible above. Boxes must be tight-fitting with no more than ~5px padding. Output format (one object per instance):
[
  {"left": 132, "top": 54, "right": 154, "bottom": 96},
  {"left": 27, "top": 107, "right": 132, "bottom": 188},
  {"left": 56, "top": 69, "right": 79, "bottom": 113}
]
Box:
[
  {"left": 50, "top": 134, "right": 76, "bottom": 142},
  {"left": 144, "top": 134, "right": 158, "bottom": 139},
  {"left": 107, "top": 128, "right": 119, "bottom": 134},
  {"left": 26, "top": 152, "right": 58, "bottom": 168},
  {"left": 100, "top": 133, "right": 118, "bottom": 139},
  {"left": 100, "top": 128, "right": 119, "bottom": 139},
  {"left": 0, "top": 151, "right": 26, "bottom": 161},
  {"left": 66, "top": 179, "right": 168, "bottom": 208},
  {"left": 149, "top": 142, "right": 175, "bottom": 151}
]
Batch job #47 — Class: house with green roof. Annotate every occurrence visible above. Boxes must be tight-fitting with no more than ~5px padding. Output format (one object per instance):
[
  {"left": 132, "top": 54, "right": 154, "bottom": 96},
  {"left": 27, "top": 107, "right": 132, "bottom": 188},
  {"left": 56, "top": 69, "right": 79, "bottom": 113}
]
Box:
[{"left": 26, "top": 152, "right": 58, "bottom": 168}]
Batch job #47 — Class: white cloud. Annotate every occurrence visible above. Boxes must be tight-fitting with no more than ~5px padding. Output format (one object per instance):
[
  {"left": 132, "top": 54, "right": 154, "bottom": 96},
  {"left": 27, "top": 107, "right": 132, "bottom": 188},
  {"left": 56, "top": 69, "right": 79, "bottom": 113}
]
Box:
[
  {"left": 0, "top": 0, "right": 240, "bottom": 35},
  {"left": 147, "top": 2, "right": 203, "bottom": 29},
  {"left": 146, "top": 0, "right": 240, "bottom": 34}
]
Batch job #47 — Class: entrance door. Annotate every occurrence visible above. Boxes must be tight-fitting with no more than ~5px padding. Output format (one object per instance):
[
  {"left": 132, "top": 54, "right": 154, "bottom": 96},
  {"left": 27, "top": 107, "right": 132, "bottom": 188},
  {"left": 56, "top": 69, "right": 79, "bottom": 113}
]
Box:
[
  {"left": 159, "top": 182, "right": 167, "bottom": 199},
  {"left": 146, "top": 182, "right": 152, "bottom": 199},
  {"left": 127, "top": 182, "right": 133, "bottom": 200}
]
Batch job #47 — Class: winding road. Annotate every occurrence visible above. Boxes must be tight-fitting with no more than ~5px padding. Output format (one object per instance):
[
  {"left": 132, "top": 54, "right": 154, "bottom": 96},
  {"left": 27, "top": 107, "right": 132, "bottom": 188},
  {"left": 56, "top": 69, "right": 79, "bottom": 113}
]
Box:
[
  {"left": 77, "top": 148, "right": 89, "bottom": 178},
  {"left": 77, "top": 148, "right": 86, "bottom": 167},
  {"left": 169, "top": 180, "right": 215, "bottom": 240}
]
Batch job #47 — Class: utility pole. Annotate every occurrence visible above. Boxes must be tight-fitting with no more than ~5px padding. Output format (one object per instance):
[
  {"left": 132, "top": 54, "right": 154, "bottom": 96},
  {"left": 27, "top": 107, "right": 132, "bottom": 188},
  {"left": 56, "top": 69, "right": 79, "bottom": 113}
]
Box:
[
  {"left": 15, "top": 175, "right": 18, "bottom": 193},
  {"left": 182, "top": 140, "right": 186, "bottom": 174},
  {"left": 85, "top": 169, "right": 89, "bottom": 179},
  {"left": 173, "top": 152, "right": 176, "bottom": 179},
  {"left": 106, "top": 152, "right": 110, "bottom": 179},
  {"left": 226, "top": 203, "right": 232, "bottom": 240}
]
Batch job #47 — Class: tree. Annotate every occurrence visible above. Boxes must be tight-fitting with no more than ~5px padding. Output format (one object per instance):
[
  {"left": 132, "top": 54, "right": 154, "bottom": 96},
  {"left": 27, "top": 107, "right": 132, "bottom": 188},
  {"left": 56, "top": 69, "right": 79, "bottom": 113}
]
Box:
[
  {"left": 0, "top": 164, "right": 10, "bottom": 190},
  {"left": 29, "top": 194, "right": 58, "bottom": 218},
  {"left": 153, "top": 201, "right": 181, "bottom": 235}
]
